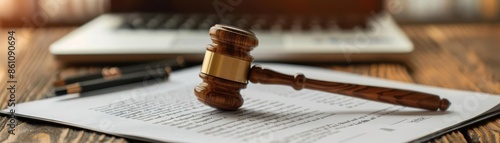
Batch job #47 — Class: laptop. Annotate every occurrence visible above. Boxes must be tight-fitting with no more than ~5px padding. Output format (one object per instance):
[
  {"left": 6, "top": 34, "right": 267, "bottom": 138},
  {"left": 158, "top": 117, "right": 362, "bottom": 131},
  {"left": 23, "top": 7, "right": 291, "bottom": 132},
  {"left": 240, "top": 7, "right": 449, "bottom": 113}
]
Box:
[{"left": 50, "top": 0, "right": 413, "bottom": 63}]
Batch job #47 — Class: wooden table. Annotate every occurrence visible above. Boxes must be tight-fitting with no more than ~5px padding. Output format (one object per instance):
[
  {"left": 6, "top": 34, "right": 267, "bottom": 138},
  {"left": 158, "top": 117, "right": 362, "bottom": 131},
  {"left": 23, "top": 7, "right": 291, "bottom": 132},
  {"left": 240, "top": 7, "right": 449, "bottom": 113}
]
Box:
[{"left": 0, "top": 24, "right": 499, "bottom": 142}]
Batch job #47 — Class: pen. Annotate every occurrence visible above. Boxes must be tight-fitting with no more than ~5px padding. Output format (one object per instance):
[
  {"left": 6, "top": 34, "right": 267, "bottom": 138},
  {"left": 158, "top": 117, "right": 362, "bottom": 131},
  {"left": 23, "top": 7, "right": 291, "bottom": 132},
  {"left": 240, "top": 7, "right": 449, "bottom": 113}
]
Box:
[
  {"left": 53, "top": 57, "right": 184, "bottom": 87},
  {"left": 54, "top": 66, "right": 172, "bottom": 96}
]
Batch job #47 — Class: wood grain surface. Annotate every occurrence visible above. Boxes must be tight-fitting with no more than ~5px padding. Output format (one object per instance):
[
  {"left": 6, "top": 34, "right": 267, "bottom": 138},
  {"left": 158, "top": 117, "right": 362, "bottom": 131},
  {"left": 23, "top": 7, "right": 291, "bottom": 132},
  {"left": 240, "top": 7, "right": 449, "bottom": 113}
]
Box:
[{"left": 0, "top": 23, "right": 499, "bottom": 143}]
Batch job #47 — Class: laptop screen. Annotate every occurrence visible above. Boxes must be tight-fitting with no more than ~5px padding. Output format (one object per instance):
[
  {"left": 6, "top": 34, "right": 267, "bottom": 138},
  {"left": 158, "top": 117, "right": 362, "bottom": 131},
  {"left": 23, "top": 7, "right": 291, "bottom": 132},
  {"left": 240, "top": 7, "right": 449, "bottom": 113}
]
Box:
[{"left": 110, "top": 0, "right": 382, "bottom": 16}]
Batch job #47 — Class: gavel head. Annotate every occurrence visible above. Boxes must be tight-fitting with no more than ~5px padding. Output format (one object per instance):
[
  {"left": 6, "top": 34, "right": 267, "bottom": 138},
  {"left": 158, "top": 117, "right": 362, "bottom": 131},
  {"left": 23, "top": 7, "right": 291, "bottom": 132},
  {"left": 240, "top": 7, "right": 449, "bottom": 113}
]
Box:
[{"left": 194, "top": 24, "right": 259, "bottom": 110}]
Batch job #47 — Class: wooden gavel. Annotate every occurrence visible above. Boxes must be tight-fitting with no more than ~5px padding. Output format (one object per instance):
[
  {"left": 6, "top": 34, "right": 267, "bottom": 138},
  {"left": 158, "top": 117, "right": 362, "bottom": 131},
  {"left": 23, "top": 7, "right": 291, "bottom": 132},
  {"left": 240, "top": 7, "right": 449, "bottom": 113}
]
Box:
[{"left": 194, "top": 24, "right": 450, "bottom": 111}]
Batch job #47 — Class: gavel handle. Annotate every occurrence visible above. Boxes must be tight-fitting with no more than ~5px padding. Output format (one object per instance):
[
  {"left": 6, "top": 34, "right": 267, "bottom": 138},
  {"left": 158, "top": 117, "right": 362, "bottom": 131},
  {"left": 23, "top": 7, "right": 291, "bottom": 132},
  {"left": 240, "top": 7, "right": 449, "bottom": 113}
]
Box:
[{"left": 248, "top": 65, "right": 450, "bottom": 111}]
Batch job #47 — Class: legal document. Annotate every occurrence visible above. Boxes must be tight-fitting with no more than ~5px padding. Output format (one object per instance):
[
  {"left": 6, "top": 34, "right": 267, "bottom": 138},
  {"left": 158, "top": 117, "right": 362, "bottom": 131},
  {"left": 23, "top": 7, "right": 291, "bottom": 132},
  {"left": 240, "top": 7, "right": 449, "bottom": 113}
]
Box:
[{"left": 3, "top": 64, "right": 499, "bottom": 143}]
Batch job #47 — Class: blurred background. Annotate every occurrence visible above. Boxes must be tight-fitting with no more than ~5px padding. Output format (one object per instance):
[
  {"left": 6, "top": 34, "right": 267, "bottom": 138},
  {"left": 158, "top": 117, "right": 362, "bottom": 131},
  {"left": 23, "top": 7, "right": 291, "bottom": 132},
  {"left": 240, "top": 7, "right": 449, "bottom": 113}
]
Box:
[{"left": 0, "top": 0, "right": 499, "bottom": 27}]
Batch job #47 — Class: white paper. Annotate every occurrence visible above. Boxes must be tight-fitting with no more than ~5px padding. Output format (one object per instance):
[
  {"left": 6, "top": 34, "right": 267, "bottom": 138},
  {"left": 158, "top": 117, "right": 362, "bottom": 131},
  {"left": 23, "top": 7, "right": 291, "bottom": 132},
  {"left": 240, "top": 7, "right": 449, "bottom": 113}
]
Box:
[{"left": 3, "top": 64, "right": 500, "bottom": 143}]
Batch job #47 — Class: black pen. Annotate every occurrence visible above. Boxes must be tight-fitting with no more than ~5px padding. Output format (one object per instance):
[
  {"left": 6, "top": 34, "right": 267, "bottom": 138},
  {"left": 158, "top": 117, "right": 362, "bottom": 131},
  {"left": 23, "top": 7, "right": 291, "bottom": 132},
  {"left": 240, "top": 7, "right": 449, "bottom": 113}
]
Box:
[
  {"left": 53, "top": 57, "right": 184, "bottom": 87},
  {"left": 54, "top": 66, "right": 171, "bottom": 96}
]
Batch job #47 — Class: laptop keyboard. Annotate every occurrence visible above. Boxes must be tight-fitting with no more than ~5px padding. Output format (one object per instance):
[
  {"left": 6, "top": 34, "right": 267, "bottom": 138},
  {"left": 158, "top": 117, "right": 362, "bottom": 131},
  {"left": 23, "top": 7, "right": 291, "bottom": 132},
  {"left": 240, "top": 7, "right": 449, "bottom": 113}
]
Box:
[{"left": 119, "top": 13, "right": 348, "bottom": 31}]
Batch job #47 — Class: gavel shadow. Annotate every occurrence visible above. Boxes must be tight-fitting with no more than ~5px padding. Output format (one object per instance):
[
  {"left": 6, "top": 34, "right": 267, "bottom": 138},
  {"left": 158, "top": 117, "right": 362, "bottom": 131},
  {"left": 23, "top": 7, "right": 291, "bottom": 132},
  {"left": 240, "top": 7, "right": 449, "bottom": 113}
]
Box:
[
  {"left": 213, "top": 107, "right": 452, "bottom": 121},
  {"left": 327, "top": 110, "right": 452, "bottom": 116}
]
